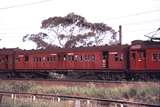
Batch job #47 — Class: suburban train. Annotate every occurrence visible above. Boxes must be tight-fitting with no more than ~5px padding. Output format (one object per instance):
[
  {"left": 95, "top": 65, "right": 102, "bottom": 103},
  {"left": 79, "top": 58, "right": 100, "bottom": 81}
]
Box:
[{"left": 0, "top": 40, "right": 160, "bottom": 80}]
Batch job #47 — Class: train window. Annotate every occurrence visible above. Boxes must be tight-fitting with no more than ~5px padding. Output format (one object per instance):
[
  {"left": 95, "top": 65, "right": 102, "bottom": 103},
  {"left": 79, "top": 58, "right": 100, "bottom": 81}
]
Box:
[
  {"left": 33, "top": 57, "right": 42, "bottom": 62},
  {"left": 36, "top": 57, "right": 39, "bottom": 62},
  {"left": 84, "top": 55, "right": 89, "bottom": 61},
  {"left": 75, "top": 55, "right": 83, "bottom": 61},
  {"left": 82, "top": 56, "right": 85, "bottom": 61},
  {"left": 77, "top": 55, "right": 83, "bottom": 61},
  {"left": 50, "top": 57, "right": 53, "bottom": 61},
  {"left": 47, "top": 57, "right": 49, "bottom": 62},
  {"left": 33, "top": 57, "right": 36, "bottom": 62},
  {"left": 103, "top": 51, "right": 108, "bottom": 59},
  {"left": 53, "top": 56, "right": 56, "bottom": 61},
  {"left": 66, "top": 55, "right": 74, "bottom": 61},
  {"left": 24, "top": 56, "right": 29, "bottom": 62},
  {"left": 0, "top": 58, "right": 4, "bottom": 63},
  {"left": 34, "top": 57, "right": 37, "bottom": 62},
  {"left": 16, "top": 58, "right": 20, "bottom": 62},
  {"left": 79, "top": 56, "right": 83, "bottom": 61},
  {"left": 63, "top": 55, "right": 66, "bottom": 61},
  {"left": 39, "top": 57, "right": 42, "bottom": 62},
  {"left": 71, "top": 56, "right": 74, "bottom": 61},
  {"left": 152, "top": 53, "right": 158, "bottom": 61},
  {"left": 119, "top": 54, "right": 123, "bottom": 61},
  {"left": 66, "top": 56, "right": 69, "bottom": 61},
  {"left": 132, "top": 52, "right": 136, "bottom": 60},
  {"left": 47, "top": 56, "right": 56, "bottom": 62},
  {"left": 74, "top": 55, "right": 78, "bottom": 61},
  {"left": 114, "top": 54, "right": 119, "bottom": 61},
  {"left": 89, "top": 55, "right": 95, "bottom": 61},
  {"left": 139, "top": 51, "right": 145, "bottom": 59},
  {"left": 42, "top": 57, "right": 45, "bottom": 61},
  {"left": 113, "top": 53, "right": 123, "bottom": 62},
  {"left": 58, "top": 55, "right": 61, "bottom": 61},
  {"left": 143, "top": 51, "right": 146, "bottom": 57},
  {"left": 5, "top": 55, "right": 8, "bottom": 61},
  {"left": 47, "top": 57, "right": 50, "bottom": 62}
]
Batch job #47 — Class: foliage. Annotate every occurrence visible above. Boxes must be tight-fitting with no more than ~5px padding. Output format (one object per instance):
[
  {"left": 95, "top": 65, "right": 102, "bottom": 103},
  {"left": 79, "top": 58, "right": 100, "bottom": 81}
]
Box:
[
  {"left": 23, "top": 13, "right": 117, "bottom": 49},
  {"left": 23, "top": 32, "right": 58, "bottom": 49}
]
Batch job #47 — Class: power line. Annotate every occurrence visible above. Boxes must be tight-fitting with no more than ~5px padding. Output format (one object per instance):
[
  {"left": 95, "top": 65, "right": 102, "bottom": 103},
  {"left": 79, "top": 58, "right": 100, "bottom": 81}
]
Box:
[
  {"left": 106, "top": 8, "right": 160, "bottom": 21},
  {"left": 0, "top": 0, "right": 53, "bottom": 10},
  {"left": 123, "top": 18, "right": 160, "bottom": 26}
]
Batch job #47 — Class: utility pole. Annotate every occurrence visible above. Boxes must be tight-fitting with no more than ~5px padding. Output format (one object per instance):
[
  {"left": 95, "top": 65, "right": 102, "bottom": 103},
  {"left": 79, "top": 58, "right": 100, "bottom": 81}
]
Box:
[{"left": 118, "top": 25, "right": 122, "bottom": 45}]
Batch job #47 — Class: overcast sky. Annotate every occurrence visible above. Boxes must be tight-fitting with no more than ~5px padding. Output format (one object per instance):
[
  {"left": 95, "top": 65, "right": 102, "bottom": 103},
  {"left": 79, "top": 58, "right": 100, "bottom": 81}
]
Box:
[{"left": 0, "top": 0, "right": 160, "bottom": 49}]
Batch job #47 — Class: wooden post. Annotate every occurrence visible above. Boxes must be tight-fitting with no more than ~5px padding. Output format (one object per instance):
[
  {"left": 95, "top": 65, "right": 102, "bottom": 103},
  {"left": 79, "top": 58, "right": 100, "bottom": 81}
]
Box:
[
  {"left": 75, "top": 100, "right": 80, "bottom": 107},
  {"left": 57, "top": 97, "right": 61, "bottom": 102}
]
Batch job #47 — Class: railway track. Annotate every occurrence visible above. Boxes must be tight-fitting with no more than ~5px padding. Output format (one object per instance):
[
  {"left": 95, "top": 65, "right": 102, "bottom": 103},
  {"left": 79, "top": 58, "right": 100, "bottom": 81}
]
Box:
[{"left": 0, "top": 91, "right": 159, "bottom": 107}]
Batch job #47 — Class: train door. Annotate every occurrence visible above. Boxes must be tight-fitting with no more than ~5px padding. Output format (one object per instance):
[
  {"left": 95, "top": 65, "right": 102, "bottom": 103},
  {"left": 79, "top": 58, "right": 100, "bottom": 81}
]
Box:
[
  {"left": 57, "top": 53, "right": 66, "bottom": 69},
  {"left": 5, "top": 55, "right": 9, "bottom": 70},
  {"left": 102, "top": 51, "right": 108, "bottom": 68},
  {"left": 5, "top": 55, "right": 14, "bottom": 70},
  {"left": 130, "top": 50, "right": 146, "bottom": 70}
]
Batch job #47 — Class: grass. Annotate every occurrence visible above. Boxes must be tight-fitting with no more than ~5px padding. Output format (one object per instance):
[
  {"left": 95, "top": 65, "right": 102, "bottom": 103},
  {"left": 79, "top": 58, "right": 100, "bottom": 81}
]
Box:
[
  {"left": 1, "top": 95, "right": 104, "bottom": 107},
  {"left": 1, "top": 98, "right": 75, "bottom": 107},
  {"left": 0, "top": 81, "right": 159, "bottom": 104}
]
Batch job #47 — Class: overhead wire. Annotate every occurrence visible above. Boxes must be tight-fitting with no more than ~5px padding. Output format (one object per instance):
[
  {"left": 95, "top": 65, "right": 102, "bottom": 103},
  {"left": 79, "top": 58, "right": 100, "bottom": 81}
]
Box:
[
  {"left": 106, "top": 8, "right": 160, "bottom": 21},
  {"left": 122, "top": 18, "right": 160, "bottom": 26},
  {"left": 0, "top": 0, "right": 160, "bottom": 20},
  {"left": 0, "top": 0, "right": 54, "bottom": 10},
  {"left": 0, "top": 0, "right": 160, "bottom": 39}
]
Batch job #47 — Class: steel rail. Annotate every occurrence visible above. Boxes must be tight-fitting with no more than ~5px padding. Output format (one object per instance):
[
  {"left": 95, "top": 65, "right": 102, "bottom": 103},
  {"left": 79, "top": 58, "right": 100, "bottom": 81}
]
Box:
[{"left": 0, "top": 91, "right": 159, "bottom": 107}]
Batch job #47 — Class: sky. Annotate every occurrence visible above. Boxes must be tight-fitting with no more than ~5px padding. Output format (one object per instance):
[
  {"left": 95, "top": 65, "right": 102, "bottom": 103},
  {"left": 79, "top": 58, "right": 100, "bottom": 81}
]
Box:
[{"left": 0, "top": 0, "right": 160, "bottom": 49}]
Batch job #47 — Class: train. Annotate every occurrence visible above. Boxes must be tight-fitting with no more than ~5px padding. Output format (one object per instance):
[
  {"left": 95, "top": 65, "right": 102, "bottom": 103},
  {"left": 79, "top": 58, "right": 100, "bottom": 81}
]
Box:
[{"left": 0, "top": 40, "right": 160, "bottom": 80}]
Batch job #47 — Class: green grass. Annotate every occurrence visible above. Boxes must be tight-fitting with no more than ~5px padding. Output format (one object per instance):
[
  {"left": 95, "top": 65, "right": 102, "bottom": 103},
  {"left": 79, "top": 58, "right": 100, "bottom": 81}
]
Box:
[
  {"left": 1, "top": 96, "right": 102, "bottom": 107},
  {"left": 0, "top": 99, "right": 72, "bottom": 107},
  {"left": 0, "top": 81, "right": 159, "bottom": 104}
]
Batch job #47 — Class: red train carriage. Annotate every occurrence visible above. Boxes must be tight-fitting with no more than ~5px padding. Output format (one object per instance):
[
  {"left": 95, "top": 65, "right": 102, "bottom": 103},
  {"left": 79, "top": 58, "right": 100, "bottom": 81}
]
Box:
[
  {"left": 130, "top": 40, "right": 160, "bottom": 71},
  {"left": 15, "top": 48, "right": 102, "bottom": 70},
  {"left": 14, "top": 45, "right": 128, "bottom": 71},
  {"left": 129, "top": 40, "right": 160, "bottom": 80},
  {"left": 107, "top": 45, "right": 128, "bottom": 70},
  {"left": 12, "top": 45, "right": 129, "bottom": 79},
  {"left": 130, "top": 41, "right": 147, "bottom": 70},
  {"left": 145, "top": 42, "right": 160, "bottom": 71},
  {"left": 0, "top": 40, "right": 159, "bottom": 80},
  {"left": 0, "top": 48, "right": 17, "bottom": 71}
]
